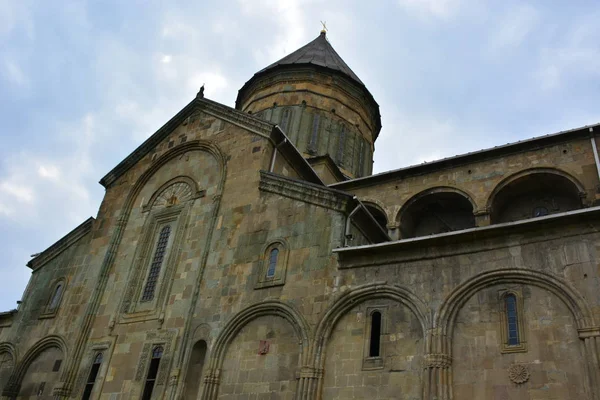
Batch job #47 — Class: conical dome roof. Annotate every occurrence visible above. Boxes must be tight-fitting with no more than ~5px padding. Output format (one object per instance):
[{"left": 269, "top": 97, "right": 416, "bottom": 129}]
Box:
[{"left": 258, "top": 31, "right": 364, "bottom": 86}]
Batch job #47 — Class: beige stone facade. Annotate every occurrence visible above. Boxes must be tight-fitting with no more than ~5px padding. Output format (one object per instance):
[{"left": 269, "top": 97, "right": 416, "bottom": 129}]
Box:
[{"left": 1, "top": 32, "right": 600, "bottom": 400}]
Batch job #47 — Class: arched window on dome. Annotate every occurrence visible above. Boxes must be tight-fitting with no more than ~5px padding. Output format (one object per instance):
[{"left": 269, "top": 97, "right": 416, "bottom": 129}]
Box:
[
  {"left": 308, "top": 114, "right": 321, "bottom": 154},
  {"left": 280, "top": 108, "right": 292, "bottom": 132},
  {"left": 336, "top": 125, "right": 346, "bottom": 165}
]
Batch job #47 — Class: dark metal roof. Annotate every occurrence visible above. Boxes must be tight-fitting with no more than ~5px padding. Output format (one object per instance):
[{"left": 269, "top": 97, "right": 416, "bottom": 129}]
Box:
[{"left": 258, "top": 31, "right": 364, "bottom": 86}]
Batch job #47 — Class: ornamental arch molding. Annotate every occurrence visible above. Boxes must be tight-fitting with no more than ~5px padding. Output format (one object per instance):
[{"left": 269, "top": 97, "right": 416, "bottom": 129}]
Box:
[
  {"left": 124, "top": 140, "right": 227, "bottom": 215},
  {"left": 142, "top": 175, "right": 205, "bottom": 212},
  {"left": 485, "top": 167, "right": 586, "bottom": 213},
  {"left": 207, "top": 300, "right": 310, "bottom": 370},
  {"left": 434, "top": 269, "right": 598, "bottom": 399},
  {"left": 0, "top": 342, "right": 17, "bottom": 364},
  {"left": 313, "top": 283, "right": 430, "bottom": 369},
  {"left": 4, "top": 335, "right": 68, "bottom": 395},
  {"left": 395, "top": 186, "right": 478, "bottom": 225},
  {"left": 200, "top": 301, "right": 311, "bottom": 399},
  {"left": 436, "top": 268, "right": 594, "bottom": 344}
]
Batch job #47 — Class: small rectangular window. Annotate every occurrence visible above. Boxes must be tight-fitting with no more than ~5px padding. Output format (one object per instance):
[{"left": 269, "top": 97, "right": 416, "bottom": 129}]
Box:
[{"left": 53, "top": 359, "right": 62, "bottom": 372}]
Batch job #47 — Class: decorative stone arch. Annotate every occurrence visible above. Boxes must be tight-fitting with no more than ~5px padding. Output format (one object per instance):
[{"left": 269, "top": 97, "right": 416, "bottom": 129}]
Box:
[
  {"left": 141, "top": 175, "right": 205, "bottom": 212},
  {"left": 200, "top": 301, "right": 311, "bottom": 399},
  {"left": 314, "top": 283, "right": 429, "bottom": 367},
  {"left": 0, "top": 342, "right": 17, "bottom": 364},
  {"left": 125, "top": 140, "right": 227, "bottom": 214},
  {"left": 434, "top": 269, "right": 598, "bottom": 399},
  {"left": 311, "top": 283, "right": 430, "bottom": 398},
  {"left": 395, "top": 186, "right": 478, "bottom": 238},
  {"left": 485, "top": 167, "right": 587, "bottom": 217},
  {"left": 0, "top": 342, "right": 17, "bottom": 381},
  {"left": 4, "top": 335, "right": 68, "bottom": 397},
  {"left": 361, "top": 200, "right": 389, "bottom": 229},
  {"left": 395, "top": 186, "right": 478, "bottom": 225}
]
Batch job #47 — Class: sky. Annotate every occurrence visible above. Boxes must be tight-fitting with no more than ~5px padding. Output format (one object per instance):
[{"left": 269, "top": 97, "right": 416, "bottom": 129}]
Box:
[{"left": 1, "top": 0, "right": 600, "bottom": 311}]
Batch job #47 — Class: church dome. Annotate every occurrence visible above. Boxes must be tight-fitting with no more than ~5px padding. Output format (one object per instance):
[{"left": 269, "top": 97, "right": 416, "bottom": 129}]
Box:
[{"left": 236, "top": 31, "right": 381, "bottom": 180}]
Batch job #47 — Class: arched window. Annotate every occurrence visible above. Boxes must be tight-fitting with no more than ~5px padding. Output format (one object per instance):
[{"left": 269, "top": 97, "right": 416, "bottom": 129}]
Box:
[
  {"left": 499, "top": 291, "right": 526, "bottom": 353},
  {"left": 141, "top": 225, "right": 171, "bottom": 302},
  {"left": 142, "top": 346, "right": 163, "bottom": 400},
  {"left": 255, "top": 241, "right": 288, "bottom": 289},
  {"left": 82, "top": 353, "right": 103, "bottom": 400},
  {"left": 505, "top": 294, "right": 519, "bottom": 346},
  {"left": 49, "top": 283, "right": 63, "bottom": 310},
  {"left": 369, "top": 311, "right": 382, "bottom": 357},
  {"left": 266, "top": 248, "right": 279, "bottom": 278}
]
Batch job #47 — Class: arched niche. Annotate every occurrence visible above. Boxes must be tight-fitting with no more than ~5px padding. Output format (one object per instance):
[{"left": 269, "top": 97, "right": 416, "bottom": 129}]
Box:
[
  {"left": 218, "top": 315, "right": 302, "bottom": 399},
  {"left": 321, "top": 298, "right": 424, "bottom": 399},
  {"left": 0, "top": 346, "right": 15, "bottom": 395},
  {"left": 488, "top": 169, "right": 584, "bottom": 224},
  {"left": 452, "top": 284, "right": 588, "bottom": 399},
  {"left": 184, "top": 340, "right": 208, "bottom": 400},
  {"left": 18, "top": 346, "right": 64, "bottom": 398},
  {"left": 398, "top": 188, "right": 476, "bottom": 238}
]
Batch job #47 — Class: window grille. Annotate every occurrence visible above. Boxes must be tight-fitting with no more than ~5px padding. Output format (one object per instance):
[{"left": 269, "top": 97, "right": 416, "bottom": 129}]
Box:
[
  {"left": 141, "top": 225, "right": 171, "bottom": 301},
  {"left": 308, "top": 114, "right": 320, "bottom": 152},
  {"left": 266, "top": 248, "right": 279, "bottom": 278},
  {"left": 505, "top": 294, "right": 520, "bottom": 346}
]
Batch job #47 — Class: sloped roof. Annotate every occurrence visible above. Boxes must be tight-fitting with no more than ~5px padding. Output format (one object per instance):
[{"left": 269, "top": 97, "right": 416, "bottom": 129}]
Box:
[{"left": 258, "top": 31, "right": 364, "bottom": 86}]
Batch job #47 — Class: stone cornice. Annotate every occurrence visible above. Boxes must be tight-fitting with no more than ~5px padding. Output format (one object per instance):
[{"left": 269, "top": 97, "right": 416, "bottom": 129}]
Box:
[
  {"left": 27, "top": 217, "right": 95, "bottom": 270},
  {"left": 259, "top": 171, "right": 351, "bottom": 212},
  {"left": 334, "top": 206, "right": 600, "bottom": 268}
]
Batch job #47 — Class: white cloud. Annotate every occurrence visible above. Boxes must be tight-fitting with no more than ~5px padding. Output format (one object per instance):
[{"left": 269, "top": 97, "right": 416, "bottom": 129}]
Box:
[
  {"left": 38, "top": 165, "right": 60, "bottom": 180},
  {"left": 397, "top": 0, "right": 462, "bottom": 20},
  {"left": 160, "top": 54, "right": 172, "bottom": 64},
  {"left": 534, "top": 15, "right": 600, "bottom": 91},
  {"left": 0, "top": 181, "right": 34, "bottom": 203},
  {"left": 2, "top": 59, "right": 28, "bottom": 87},
  {"left": 489, "top": 4, "right": 539, "bottom": 50}
]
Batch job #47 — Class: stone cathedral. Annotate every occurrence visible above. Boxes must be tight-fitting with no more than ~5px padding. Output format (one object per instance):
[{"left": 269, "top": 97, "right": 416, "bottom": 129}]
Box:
[{"left": 2, "top": 29, "right": 600, "bottom": 400}]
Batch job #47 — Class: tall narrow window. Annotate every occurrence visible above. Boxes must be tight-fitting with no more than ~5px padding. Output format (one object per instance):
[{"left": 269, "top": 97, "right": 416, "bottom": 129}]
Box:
[
  {"left": 49, "top": 283, "right": 63, "bottom": 310},
  {"left": 336, "top": 126, "right": 346, "bottom": 164},
  {"left": 280, "top": 108, "right": 292, "bottom": 132},
  {"left": 81, "top": 353, "right": 103, "bottom": 400},
  {"left": 357, "top": 139, "right": 365, "bottom": 176},
  {"left": 141, "top": 225, "right": 171, "bottom": 302},
  {"left": 141, "top": 346, "right": 163, "bottom": 400},
  {"left": 266, "top": 248, "right": 279, "bottom": 278},
  {"left": 308, "top": 114, "right": 320, "bottom": 152},
  {"left": 505, "top": 294, "right": 519, "bottom": 346},
  {"left": 369, "top": 311, "right": 382, "bottom": 357}
]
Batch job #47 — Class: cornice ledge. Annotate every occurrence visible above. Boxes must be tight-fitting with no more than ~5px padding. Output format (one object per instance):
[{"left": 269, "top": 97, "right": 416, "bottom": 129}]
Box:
[
  {"left": 200, "top": 98, "right": 274, "bottom": 137},
  {"left": 27, "top": 217, "right": 95, "bottom": 270},
  {"left": 259, "top": 171, "right": 349, "bottom": 211}
]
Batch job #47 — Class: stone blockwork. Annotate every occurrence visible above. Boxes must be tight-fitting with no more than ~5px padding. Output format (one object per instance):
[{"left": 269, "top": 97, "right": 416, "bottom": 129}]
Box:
[{"left": 3, "top": 31, "right": 600, "bottom": 400}]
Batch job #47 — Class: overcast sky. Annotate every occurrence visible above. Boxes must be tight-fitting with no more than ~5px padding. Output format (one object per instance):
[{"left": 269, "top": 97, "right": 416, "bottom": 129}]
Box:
[{"left": 1, "top": 0, "right": 599, "bottom": 311}]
